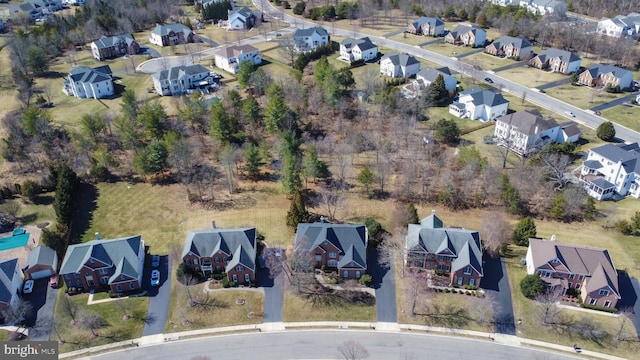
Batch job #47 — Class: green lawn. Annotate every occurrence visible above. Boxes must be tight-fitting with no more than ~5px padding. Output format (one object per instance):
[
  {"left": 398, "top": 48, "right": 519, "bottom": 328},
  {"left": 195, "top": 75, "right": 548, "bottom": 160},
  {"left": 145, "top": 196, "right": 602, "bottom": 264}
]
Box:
[
  {"left": 424, "top": 42, "right": 480, "bottom": 58},
  {"left": 498, "top": 67, "right": 566, "bottom": 89},
  {"left": 283, "top": 291, "right": 376, "bottom": 322},
  {"left": 600, "top": 105, "right": 640, "bottom": 133},
  {"left": 2, "top": 195, "right": 57, "bottom": 227},
  {"left": 461, "top": 52, "right": 513, "bottom": 71},
  {"left": 543, "top": 84, "right": 628, "bottom": 110},
  {"left": 388, "top": 33, "right": 436, "bottom": 46},
  {"left": 0, "top": 329, "right": 8, "bottom": 341}
]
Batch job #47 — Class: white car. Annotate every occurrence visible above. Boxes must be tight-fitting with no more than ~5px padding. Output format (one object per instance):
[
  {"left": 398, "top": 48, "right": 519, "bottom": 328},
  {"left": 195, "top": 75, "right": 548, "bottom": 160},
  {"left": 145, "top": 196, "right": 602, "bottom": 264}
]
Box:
[
  {"left": 23, "top": 280, "right": 34, "bottom": 294},
  {"left": 564, "top": 111, "right": 576, "bottom": 117}
]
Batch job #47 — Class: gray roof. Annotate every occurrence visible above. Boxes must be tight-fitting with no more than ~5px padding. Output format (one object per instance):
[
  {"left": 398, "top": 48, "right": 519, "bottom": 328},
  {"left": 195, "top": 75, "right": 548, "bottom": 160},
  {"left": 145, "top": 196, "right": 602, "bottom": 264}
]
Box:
[
  {"left": 416, "top": 67, "right": 453, "bottom": 82},
  {"left": 460, "top": 86, "right": 509, "bottom": 107},
  {"left": 410, "top": 16, "right": 444, "bottom": 29},
  {"left": 382, "top": 52, "right": 419, "bottom": 67},
  {"left": 406, "top": 216, "right": 483, "bottom": 276},
  {"left": 152, "top": 64, "right": 209, "bottom": 82},
  {"left": 293, "top": 26, "right": 328, "bottom": 38},
  {"left": 590, "top": 142, "right": 640, "bottom": 174},
  {"left": 26, "top": 245, "right": 58, "bottom": 269},
  {"left": 215, "top": 44, "right": 259, "bottom": 59},
  {"left": 591, "top": 177, "right": 615, "bottom": 189},
  {"left": 582, "top": 160, "right": 603, "bottom": 169},
  {"left": 449, "top": 23, "right": 478, "bottom": 38},
  {"left": 528, "top": 238, "right": 619, "bottom": 297},
  {"left": 497, "top": 109, "right": 559, "bottom": 136},
  {"left": 295, "top": 222, "right": 368, "bottom": 269},
  {"left": 340, "top": 37, "right": 377, "bottom": 51},
  {"left": 182, "top": 227, "right": 257, "bottom": 272},
  {"left": 0, "top": 258, "right": 20, "bottom": 305},
  {"left": 560, "top": 121, "right": 581, "bottom": 137},
  {"left": 69, "top": 65, "right": 112, "bottom": 84},
  {"left": 491, "top": 36, "right": 532, "bottom": 50},
  {"left": 92, "top": 34, "right": 137, "bottom": 50},
  {"left": 151, "top": 23, "right": 192, "bottom": 37},
  {"left": 583, "top": 64, "right": 632, "bottom": 80},
  {"left": 59, "top": 235, "right": 143, "bottom": 284},
  {"left": 533, "top": 48, "right": 580, "bottom": 64},
  {"left": 420, "top": 210, "right": 444, "bottom": 229}
]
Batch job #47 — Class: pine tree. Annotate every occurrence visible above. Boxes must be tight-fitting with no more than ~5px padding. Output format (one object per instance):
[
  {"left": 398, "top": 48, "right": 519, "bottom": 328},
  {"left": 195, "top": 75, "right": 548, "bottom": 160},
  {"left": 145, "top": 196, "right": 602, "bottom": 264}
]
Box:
[
  {"left": 53, "top": 164, "right": 78, "bottom": 233},
  {"left": 301, "top": 146, "right": 330, "bottom": 187},
  {"left": 512, "top": 217, "right": 536, "bottom": 246},
  {"left": 210, "top": 100, "right": 237, "bottom": 144},
  {"left": 286, "top": 190, "right": 309, "bottom": 229},
  {"left": 406, "top": 202, "right": 420, "bottom": 224},
  {"left": 264, "top": 84, "right": 289, "bottom": 133},
  {"left": 550, "top": 194, "right": 565, "bottom": 221},
  {"left": 357, "top": 164, "right": 374, "bottom": 194},
  {"left": 244, "top": 144, "right": 262, "bottom": 179},
  {"left": 242, "top": 93, "right": 260, "bottom": 125}
]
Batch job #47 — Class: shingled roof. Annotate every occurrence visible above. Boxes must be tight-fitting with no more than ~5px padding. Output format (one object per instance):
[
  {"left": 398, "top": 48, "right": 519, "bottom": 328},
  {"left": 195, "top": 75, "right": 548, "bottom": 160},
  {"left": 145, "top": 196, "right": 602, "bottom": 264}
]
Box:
[
  {"left": 150, "top": 23, "right": 193, "bottom": 37},
  {"left": 498, "top": 109, "right": 559, "bottom": 136},
  {"left": 69, "top": 65, "right": 112, "bottom": 84},
  {"left": 92, "top": 34, "right": 136, "bottom": 50},
  {"left": 534, "top": 48, "right": 581, "bottom": 64},
  {"left": 293, "top": 26, "right": 328, "bottom": 38},
  {"left": 590, "top": 142, "right": 640, "bottom": 174},
  {"left": 0, "top": 258, "right": 20, "bottom": 306},
  {"left": 460, "top": 86, "right": 509, "bottom": 107},
  {"left": 341, "top": 37, "right": 377, "bottom": 51},
  {"left": 382, "top": 52, "right": 419, "bottom": 67},
  {"left": 182, "top": 227, "right": 257, "bottom": 272},
  {"left": 295, "top": 222, "right": 368, "bottom": 269},
  {"left": 491, "top": 35, "right": 532, "bottom": 50},
  {"left": 26, "top": 245, "right": 57, "bottom": 270}
]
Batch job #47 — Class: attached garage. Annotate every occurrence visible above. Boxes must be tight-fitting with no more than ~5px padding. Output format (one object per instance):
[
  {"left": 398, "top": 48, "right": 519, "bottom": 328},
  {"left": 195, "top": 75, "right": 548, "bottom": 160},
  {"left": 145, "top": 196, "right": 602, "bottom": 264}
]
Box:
[
  {"left": 24, "top": 246, "right": 58, "bottom": 280},
  {"left": 29, "top": 269, "right": 54, "bottom": 280}
]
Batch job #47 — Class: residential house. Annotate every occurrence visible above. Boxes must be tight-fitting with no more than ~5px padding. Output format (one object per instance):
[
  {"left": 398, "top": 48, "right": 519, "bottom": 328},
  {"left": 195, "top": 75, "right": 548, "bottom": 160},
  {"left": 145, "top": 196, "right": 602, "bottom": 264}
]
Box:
[
  {"left": 59, "top": 234, "right": 145, "bottom": 293},
  {"left": 149, "top": 23, "right": 195, "bottom": 47},
  {"left": 9, "top": 2, "right": 41, "bottom": 19},
  {"left": 529, "top": 48, "right": 581, "bottom": 74},
  {"left": 182, "top": 224, "right": 256, "bottom": 285},
  {"left": 293, "top": 26, "right": 329, "bottom": 52},
  {"left": 26, "top": 0, "right": 63, "bottom": 14},
  {"left": 407, "top": 16, "right": 445, "bottom": 36},
  {"left": 405, "top": 211, "right": 483, "bottom": 288},
  {"left": 490, "top": 0, "right": 515, "bottom": 5},
  {"left": 0, "top": 258, "right": 23, "bottom": 321},
  {"left": 414, "top": 66, "right": 457, "bottom": 93},
  {"left": 577, "top": 64, "right": 633, "bottom": 91},
  {"left": 90, "top": 34, "right": 140, "bottom": 61},
  {"left": 152, "top": 64, "right": 213, "bottom": 96},
  {"left": 379, "top": 53, "right": 420, "bottom": 78},
  {"left": 449, "top": 86, "right": 509, "bottom": 121},
  {"left": 444, "top": 23, "right": 486, "bottom": 47},
  {"left": 580, "top": 142, "right": 640, "bottom": 200},
  {"left": 295, "top": 221, "right": 367, "bottom": 279},
  {"left": 494, "top": 109, "right": 580, "bottom": 156},
  {"left": 526, "top": 237, "right": 621, "bottom": 308},
  {"left": 596, "top": 13, "right": 640, "bottom": 38},
  {"left": 23, "top": 245, "right": 58, "bottom": 280},
  {"left": 227, "top": 7, "right": 262, "bottom": 30},
  {"left": 339, "top": 37, "right": 378, "bottom": 62},
  {"left": 62, "top": 65, "right": 113, "bottom": 99},
  {"left": 214, "top": 44, "right": 262, "bottom": 74},
  {"left": 485, "top": 36, "right": 533, "bottom": 59},
  {"left": 519, "top": 0, "right": 567, "bottom": 16}
]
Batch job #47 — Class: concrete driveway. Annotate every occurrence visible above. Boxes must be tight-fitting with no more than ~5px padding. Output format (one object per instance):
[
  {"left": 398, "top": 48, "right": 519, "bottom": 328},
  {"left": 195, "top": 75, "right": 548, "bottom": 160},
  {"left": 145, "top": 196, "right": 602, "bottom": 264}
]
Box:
[
  {"left": 481, "top": 255, "right": 516, "bottom": 335},
  {"left": 257, "top": 250, "right": 284, "bottom": 323},
  {"left": 143, "top": 254, "right": 171, "bottom": 336},
  {"left": 23, "top": 278, "right": 59, "bottom": 340},
  {"left": 369, "top": 249, "right": 397, "bottom": 323}
]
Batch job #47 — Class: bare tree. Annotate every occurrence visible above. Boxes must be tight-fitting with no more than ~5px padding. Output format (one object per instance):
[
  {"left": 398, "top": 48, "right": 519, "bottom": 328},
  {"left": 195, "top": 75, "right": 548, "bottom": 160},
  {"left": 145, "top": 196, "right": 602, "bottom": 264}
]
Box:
[
  {"left": 337, "top": 340, "right": 370, "bottom": 360},
  {"left": 377, "top": 227, "right": 406, "bottom": 276},
  {"left": 481, "top": 211, "right": 510, "bottom": 257},
  {"left": 78, "top": 311, "right": 106, "bottom": 338},
  {"left": 541, "top": 153, "right": 571, "bottom": 190},
  {"left": 404, "top": 269, "right": 431, "bottom": 317},
  {"left": 316, "top": 180, "right": 347, "bottom": 221},
  {"left": 60, "top": 295, "right": 79, "bottom": 325},
  {"left": 534, "top": 289, "right": 563, "bottom": 327},
  {"left": 283, "top": 236, "right": 317, "bottom": 295},
  {"left": 614, "top": 307, "right": 634, "bottom": 342},
  {"left": 278, "top": 35, "right": 298, "bottom": 67}
]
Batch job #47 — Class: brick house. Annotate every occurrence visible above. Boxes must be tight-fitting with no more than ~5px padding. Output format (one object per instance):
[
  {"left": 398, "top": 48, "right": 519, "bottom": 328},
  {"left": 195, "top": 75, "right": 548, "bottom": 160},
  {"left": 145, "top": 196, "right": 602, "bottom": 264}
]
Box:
[
  {"left": 149, "top": 23, "right": 195, "bottom": 47},
  {"left": 59, "top": 235, "right": 145, "bottom": 293},
  {"left": 444, "top": 23, "right": 486, "bottom": 47},
  {"left": 407, "top": 16, "right": 445, "bottom": 36},
  {"left": 90, "top": 34, "right": 140, "bottom": 61},
  {"left": 405, "top": 211, "right": 483, "bottom": 288},
  {"left": 182, "top": 224, "right": 257, "bottom": 285},
  {"left": 577, "top": 64, "right": 633, "bottom": 91},
  {"left": 526, "top": 237, "right": 621, "bottom": 308},
  {"left": 528, "top": 48, "right": 581, "bottom": 74},
  {"left": 485, "top": 36, "right": 532, "bottom": 59},
  {"left": 295, "top": 221, "right": 368, "bottom": 280}
]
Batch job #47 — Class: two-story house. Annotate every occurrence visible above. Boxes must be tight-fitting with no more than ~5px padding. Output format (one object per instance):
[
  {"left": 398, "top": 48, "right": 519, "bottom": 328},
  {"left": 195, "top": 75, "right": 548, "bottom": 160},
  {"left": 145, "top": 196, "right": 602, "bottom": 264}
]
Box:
[
  {"left": 339, "top": 37, "right": 378, "bottom": 62},
  {"left": 379, "top": 53, "right": 420, "bottom": 78},
  {"left": 414, "top": 67, "right": 457, "bottom": 93},
  {"left": 405, "top": 211, "right": 483, "bottom": 288},
  {"left": 0, "top": 258, "right": 24, "bottom": 322},
  {"left": 182, "top": 224, "right": 256, "bottom": 285},
  {"left": 449, "top": 86, "right": 509, "bottom": 121},
  {"left": 444, "top": 23, "right": 486, "bottom": 47},
  {"left": 596, "top": 13, "right": 640, "bottom": 38},
  {"left": 577, "top": 64, "right": 633, "bottom": 91},
  {"left": 292, "top": 26, "right": 329, "bottom": 52},
  {"left": 152, "top": 64, "right": 212, "bottom": 96},
  {"left": 485, "top": 36, "right": 533, "bottom": 59},
  {"left": 295, "top": 221, "right": 367, "bottom": 279},
  {"left": 494, "top": 109, "right": 580, "bottom": 156},
  {"left": 214, "top": 44, "right": 262, "bottom": 74},
  {"left": 149, "top": 23, "right": 195, "bottom": 47},
  {"left": 62, "top": 65, "right": 113, "bottom": 99},
  {"left": 519, "top": 0, "right": 567, "bottom": 16},
  {"left": 90, "top": 34, "right": 140, "bottom": 61},
  {"left": 59, "top": 234, "right": 145, "bottom": 293},
  {"left": 407, "top": 16, "right": 445, "bottom": 36},
  {"left": 526, "top": 237, "right": 621, "bottom": 308},
  {"left": 529, "top": 48, "right": 581, "bottom": 74},
  {"left": 580, "top": 142, "right": 640, "bottom": 200},
  {"left": 227, "top": 7, "right": 262, "bottom": 30}
]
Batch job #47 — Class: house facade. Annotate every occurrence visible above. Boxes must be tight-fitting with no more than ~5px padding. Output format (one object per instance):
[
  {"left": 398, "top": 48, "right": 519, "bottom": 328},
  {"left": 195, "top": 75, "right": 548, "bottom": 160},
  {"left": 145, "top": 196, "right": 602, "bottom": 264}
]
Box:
[
  {"left": 214, "top": 44, "right": 262, "bottom": 74},
  {"left": 0, "top": 258, "right": 24, "bottom": 321},
  {"left": 449, "top": 86, "right": 509, "bottom": 121},
  {"left": 526, "top": 237, "right": 621, "bottom": 308},
  {"left": 59, "top": 235, "right": 145, "bottom": 293},
  {"left": 596, "top": 13, "right": 640, "bottom": 38},
  {"left": 580, "top": 142, "right": 640, "bottom": 200},
  {"left": 405, "top": 211, "right": 483, "bottom": 288},
  {"left": 227, "top": 7, "right": 262, "bottom": 30},
  {"left": 485, "top": 36, "right": 533, "bottom": 59},
  {"left": 293, "top": 26, "right": 329, "bottom": 52},
  {"left": 24, "top": 245, "right": 58, "bottom": 280},
  {"left": 519, "top": 0, "right": 567, "bottom": 16},
  {"left": 379, "top": 53, "right": 420, "bottom": 78},
  {"left": 414, "top": 67, "right": 457, "bottom": 93},
  {"left": 152, "top": 64, "right": 213, "bottom": 96},
  {"left": 295, "top": 222, "right": 367, "bottom": 280},
  {"left": 444, "top": 23, "right": 486, "bottom": 47},
  {"left": 577, "top": 64, "right": 633, "bottom": 90},
  {"left": 62, "top": 65, "right": 113, "bottom": 99},
  {"left": 494, "top": 109, "right": 580, "bottom": 156},
  {"left": 529, "top": 48, "right": 581, "bottom": 74},
  {"left": 339, "top": 37, "right": 378, "bottom": 62},
  {"left": 407, "top": 16, "right": 445, "bottom": 36},
  {"left": 91, "top": 34, "right": 140, "bottom": 61},
  {"left": 182, "top": 224, "right": 257, "bottom": 285},
  {"left": 149, "top": 23, "right": 195, "bottom": 47}
]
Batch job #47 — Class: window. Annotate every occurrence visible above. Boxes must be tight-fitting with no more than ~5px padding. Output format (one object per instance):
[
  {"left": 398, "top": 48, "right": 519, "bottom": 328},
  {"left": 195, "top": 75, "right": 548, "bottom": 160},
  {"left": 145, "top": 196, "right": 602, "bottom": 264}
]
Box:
[
  {"left": 129, "top": 283, "right": 136, "bottom": 290},
  {"left": 328, "top": 260, "right": 337, "bottom": 267},
  {"left": 457, "top": 277, "right": 463, "bottom": 285},
  {"left": 99, "top": 268, "right": 109, "bottom": 275},
  {"left": 437, "top": 264, "right": 443, "bottom": 270},
  {"left": 438, "top": 255, "right": 445, "bottom": 261},
  {"left": 236, "top": 266, "right": 243, "bottom": 271},
  {"left": 116, "top": 285, "right": 122, "bottom": 292},
  {"left": 215, "top": 257, "right": 220, "bottom": 263},
  {"left": 469, "top": 278, "right": 475, "bottom": 287},
  {"left": 569, "top": 274, "right": 575, "bottom": 280},
  {"left": 329, "top": 252, "right": 337, "bottom": 258},
  {"left": 589, "top": 298, "right": 597, "bottom": 305},
  {"left": 463, "top": 267, "right": 472, "bottom": 275},
  {"left": 355, "top": 271, "right": 361, "bottom": 279},
  {"left": 343, "top": 271, "right": 349, "bottom": 278},
  {"left": 232, "top": 274, "right": 237, "bottom": 283},
  {"left": 445, "top": 265, "right": 450, "bottom": 272},
  {"left": 598, "top": 289, "right": 610, "bottom": 296},
  {"left": 604, "top": 300, "right": 611, "bottom": 308},
  {"left": 185, "top": 259, "right": 191, "bottom": 265},
  {"left": 245, "top": 274, "right": 250, "bottom": 283},
  {"left": 194, "top": 259, "right": 198, "bottom": 265},
  {"left": 575, "top": 283, "right": 581, "bottom": 289},
  {"left": 579, "top": 275, "right": 584, "bottom": 280}
]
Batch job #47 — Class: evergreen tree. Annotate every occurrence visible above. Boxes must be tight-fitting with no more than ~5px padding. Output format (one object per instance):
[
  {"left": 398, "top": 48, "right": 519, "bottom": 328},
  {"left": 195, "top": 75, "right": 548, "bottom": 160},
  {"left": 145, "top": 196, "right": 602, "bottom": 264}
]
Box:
[
  {"left": 550, "top": 194, "right": 565, "bottom": 221},
  {"left": 313, "top": 57, "right": 332, "bottom": 86},
  {"left": 244, "top": 144, "right": 262, "bottom": 179},
  {"left": 301, "top": 146, "right": 330, "bottom": 187},
  {"left": 120, "top": 89, "right": 138, "bottom": 121},
  {"left": 264, "top": 84, "right": 289, "bottom": 133},
  {"left": 513, "top": 217, "right": 536, "bottom": 246},
  {"left": 210, "top": 100, "right": 238, "bottom": 144},
  {"left": 424, "top": 74, "right": 448, "bottom": 104},
  {"left": 280, "top": 132, "right": 302, "bottom": 195},
  {"left": 286, "top": 190, "right": 309, "bottom": 229},
  {"left": 582, "top": 197, "right": 597, "bottom": 221},
  {"left": 596, "top": 121, "right": 616, "bottom": 141},
  {"left": 434, "top": 118, "right": 460, "bottom": 145},
  {"left": 357, "top": 164, "right": 374, "bottom": 194},
  {"left": 520, "top": 274, "right": 545, "bottom": 298},
  {"left": 26, "top": 46, "right": 49, "bottom": 76},
  {"left": 145, "top": 139, "right": 168, "bottom": 175},
  {"left": 53, "top": 164, "right": 78, "bottom": 233},
  {"left": 137, "top": 101, "right": 167, "bottom": 140},
  {"left": 407, "top": 202, "right": 419, "bottom": 224},
  {"left": 237, "top": 60, "right": 256, "bottom": 88},
  {"left": 242, "top": 93, "right": 260, "bottom": 125}
]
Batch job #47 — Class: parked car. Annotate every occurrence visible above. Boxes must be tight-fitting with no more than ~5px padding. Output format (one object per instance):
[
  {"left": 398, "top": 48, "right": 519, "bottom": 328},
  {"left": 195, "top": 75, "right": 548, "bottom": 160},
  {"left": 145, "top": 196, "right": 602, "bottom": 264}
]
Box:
[
  {"left": 564, "top": 110, "right": 576, "bottom": 117},
  {"left": 49, "top": 275, "right": 60, "bottom": 288},
  {"left": 484, "top": 77, "right": 494, "bottom": 83},
  {"left": 151, "top": 255, "right": 160, "bottom": 268},
  {"left": 23, "top": 280, "right": 34, "bottom": 294},
  {"left": 151, "top": 270, "right": 160, "bottom": 286}
]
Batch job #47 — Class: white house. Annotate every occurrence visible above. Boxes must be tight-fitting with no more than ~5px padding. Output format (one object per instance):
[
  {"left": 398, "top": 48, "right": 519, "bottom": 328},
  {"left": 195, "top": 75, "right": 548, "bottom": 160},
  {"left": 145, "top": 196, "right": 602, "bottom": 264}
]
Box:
[
  {"left": 214, "top": 44, "right": 262, "bottom": 74},
  {"left": 519, "top": 0, "right": 567, "bottom": 15},
  {"left": 494, "top": 109, "right": 580, "bottom": 156},
  {"left": 449, "top": 87, "right": 509, "bottom": 121},
  {"left": 62, "top": 65, "right": 113, "bottom": 99},
  {"left": 414, "top": 67, "right": 457, "bottom": 92},
  {"left": 152, "top": 64, "right": 213, "bottom": 96},
  {"left": 380, "top": 53, "right": 420, "bottom": 78},
  {"left": 339, "top": 37, "right": 378, "bottom": 62},
  {"left": 227, "top": 7, "right": 262, "bottom": 30},
  {"left": 292, "top": 26, "right": 329, "bottom": 52},
  {"left": 596, "top": 13, "right": 640, "bottom": 38},
  {"left": 0, "top": 258, "right": 24, "bottom": 321},
  {"left": 581, "top": 142, "right": 640, "bottom": 200}
]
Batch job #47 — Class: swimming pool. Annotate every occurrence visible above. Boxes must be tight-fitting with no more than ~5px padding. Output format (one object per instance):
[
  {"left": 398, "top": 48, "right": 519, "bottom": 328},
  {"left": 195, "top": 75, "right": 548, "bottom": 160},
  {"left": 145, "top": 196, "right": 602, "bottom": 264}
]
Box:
[{"left": 0, "top": 232, "right": 29, "bottom": 251}]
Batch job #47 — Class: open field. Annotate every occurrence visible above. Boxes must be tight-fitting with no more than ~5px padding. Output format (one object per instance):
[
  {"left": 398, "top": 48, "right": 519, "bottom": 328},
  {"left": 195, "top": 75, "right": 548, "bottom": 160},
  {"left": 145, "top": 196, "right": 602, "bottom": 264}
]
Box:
[
  {"left": 543, "top": 84, "right": 630, "bottom": 110},
  {"left": 283, "top": 291, "right": 376, "bottom": 322}
]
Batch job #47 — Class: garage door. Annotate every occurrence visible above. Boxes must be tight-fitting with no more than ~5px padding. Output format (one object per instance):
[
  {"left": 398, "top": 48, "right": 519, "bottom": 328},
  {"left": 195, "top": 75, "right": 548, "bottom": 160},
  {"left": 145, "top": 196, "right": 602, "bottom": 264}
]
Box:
[{"left": 30, "top": 269, "right": 54, "bottom": 280}]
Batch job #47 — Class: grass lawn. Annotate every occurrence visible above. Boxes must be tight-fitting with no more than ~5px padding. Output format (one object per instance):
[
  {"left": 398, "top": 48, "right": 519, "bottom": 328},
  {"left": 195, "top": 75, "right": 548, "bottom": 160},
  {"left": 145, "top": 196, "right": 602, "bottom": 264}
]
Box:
[
  {"left": 388, "top": 33, "right": 436, "bottom": 46},
  {"left": 283, "top": 291, "right": 376, "bottom": 322},
  {"left": 0, "top": 329, "right": 8, "bottom": 341},
  {"left": 54, "top": 289, "right": 149, "bottom": 352},
  {"left": 461, "top": 52, "right": 512, "bottom": 71},
  {"left": 424, "top": 42, "right": 480, "bottom": 58},
  {"left": 600, "top": 105, "right": 640, "bottom": 133},
  {"left": 3, "top": 195, "right": 57, "bottom": 227},
  {"left": 543, "top": 84, "right": 627, "bottom": 110},
  {"left": 497, "top": 67, "right": 566, "bottom": 89}
]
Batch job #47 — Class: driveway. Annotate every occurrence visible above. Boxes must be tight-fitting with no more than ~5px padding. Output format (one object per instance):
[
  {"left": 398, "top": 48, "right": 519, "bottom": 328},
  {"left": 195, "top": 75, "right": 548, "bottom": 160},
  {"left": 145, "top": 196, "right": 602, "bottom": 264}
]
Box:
[
  {"left": 537, "top": 77, "right": 570, "bottom": 91},
  {"left": 590, "top": 92, "right": 639, "bottom": 112},
  {"left": 455, "top": 48, "right": 485, "bottom": 59},
  {"left": 369, "top": 249, "right": 397, "bottom": 323},
  {"left": 616, "top": 273, "right": 640, "bottom": 339},
  {"left": 492, "top": 61, "right": 527, "bottom": 73},
  {"left": 23, "top": 278, "right": 59, "bottom": 340},
  {"left": 257, "top": 249, "right": 284, "bottom": 323},
  {"left": 480, "top": 255, "right": 516, "bottom": 335},
  {"left": 383, "top": 29, "right": 405, "bottom": 38},
  {"left": 196, "top": 35, "right": 219, "bottom": 47},
  {"left": 143, "top": 254, "right": 172, "bottom": 336}
]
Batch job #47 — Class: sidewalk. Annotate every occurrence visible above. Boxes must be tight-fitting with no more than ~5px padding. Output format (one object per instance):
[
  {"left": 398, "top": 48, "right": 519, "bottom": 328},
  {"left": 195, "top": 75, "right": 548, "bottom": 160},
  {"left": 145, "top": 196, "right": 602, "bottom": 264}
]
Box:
[{"left": 87, "top": 290, "right": 148, "bottom": 305}]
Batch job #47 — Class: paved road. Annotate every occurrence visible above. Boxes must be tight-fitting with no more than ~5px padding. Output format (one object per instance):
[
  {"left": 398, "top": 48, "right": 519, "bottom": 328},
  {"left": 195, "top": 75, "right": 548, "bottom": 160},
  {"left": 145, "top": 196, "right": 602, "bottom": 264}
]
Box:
[
  {"left": 590, "top": 93, "right": 639, "bottom": 112},
  {"left": 143, "top": 254, "right": 172, "bottom": 336},
  {"left": 481, "top": 256, "right": 516, "bottom": 335},
  {"left": 24, "top": 278, "right": 59, "bottom": 341},
  {"left": 369, "top": 249, "right": 397, "bottom": 323},
  {"left": 89, "top": 330, "right": 584, "bottom": 360}
]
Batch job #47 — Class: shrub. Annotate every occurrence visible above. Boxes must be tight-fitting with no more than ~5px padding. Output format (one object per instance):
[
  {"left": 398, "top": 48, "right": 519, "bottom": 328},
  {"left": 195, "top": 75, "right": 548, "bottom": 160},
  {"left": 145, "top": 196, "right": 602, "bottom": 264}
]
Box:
[
  {"left": 228, "top": 281, "right": 236, "bottom": 287},
  {"left": 580, "top": 303, "right": 618, "bottom": 313},
  {"left": 520, "top": 274, "right": 545, "bottom": 298},
  {"left": 222, "top": 275, "right": 230, "bottom": 288},
  {"left": 292, "top": 1, "right": 305, "bottom": 14},
  {"left": 596, "top": 121, "right": 616, "bottom": 141},
  {"left": 20, "top": 179, "right": 40, "bottom": 202},
  {"left": 359, "top": 274, "right": 372, "bottom": 286},
  {"left": 513, "top": 217, "right": 536, "bottom": 246}
]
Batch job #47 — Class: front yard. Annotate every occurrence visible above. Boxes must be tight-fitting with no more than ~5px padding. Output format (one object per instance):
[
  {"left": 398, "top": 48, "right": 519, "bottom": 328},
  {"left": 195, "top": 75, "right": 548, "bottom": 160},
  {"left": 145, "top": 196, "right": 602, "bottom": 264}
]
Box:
[
  {"left": 543, "top": 84, "right": 629, "bottom": 110},
  {"left": 497, "top": 67, "right": 566, "bottom": 88},
  {"left": 283, "top": 289, "right": 376, "bottom": 322}
]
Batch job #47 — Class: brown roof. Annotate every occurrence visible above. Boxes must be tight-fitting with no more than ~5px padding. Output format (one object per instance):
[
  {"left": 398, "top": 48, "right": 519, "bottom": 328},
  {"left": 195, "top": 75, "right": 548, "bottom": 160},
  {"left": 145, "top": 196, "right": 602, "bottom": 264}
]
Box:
[
  {"left": 498, "top": 109, "right": 559, "bottom": 136},
  {"left": 214, "top": 44, "right": 259, "bottom": 59}
]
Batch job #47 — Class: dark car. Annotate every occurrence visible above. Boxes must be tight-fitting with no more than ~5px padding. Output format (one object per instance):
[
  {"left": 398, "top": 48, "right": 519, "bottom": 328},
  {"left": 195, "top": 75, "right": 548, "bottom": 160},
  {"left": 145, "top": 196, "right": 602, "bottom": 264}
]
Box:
[
  {"left": 151, "top": 255, "right": 160, "bottom": 268},
  {"left": 484, "top": 77, "right": 494, "bottom": 83}
]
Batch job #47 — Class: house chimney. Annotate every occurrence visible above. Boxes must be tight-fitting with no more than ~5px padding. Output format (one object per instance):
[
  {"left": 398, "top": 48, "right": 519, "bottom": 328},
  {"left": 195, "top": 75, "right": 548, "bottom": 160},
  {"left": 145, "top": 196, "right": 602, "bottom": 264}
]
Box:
[
  {"left": 212, "top": 221, "right": 217, "bottom": 229},
  {"left": 550, "top": 234, "right": 557, "bottom": 241},
  {"left": 431, "top": 209, "right": 436, "bottom": 216},
  {"left": 95, "top": 232, "right": 101, "bottom": 240},
  {"left": 320, "top": 216, "right": 326, "bottom": 223}
]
